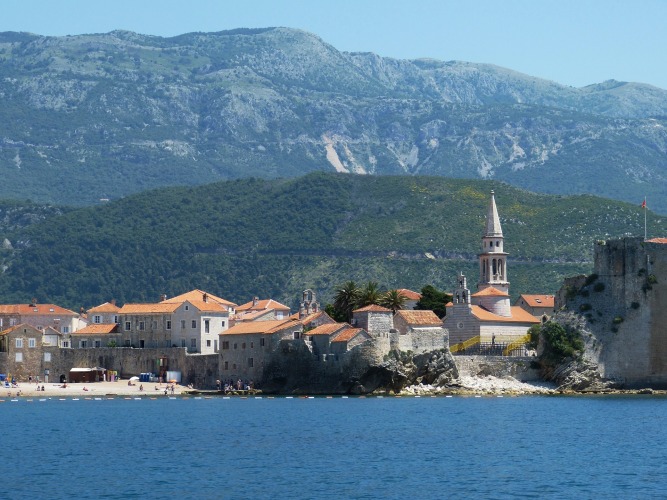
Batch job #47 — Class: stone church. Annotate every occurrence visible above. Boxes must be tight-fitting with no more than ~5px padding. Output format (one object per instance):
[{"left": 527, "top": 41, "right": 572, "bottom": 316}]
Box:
[{"left": 444, "top": 191, "right": 540, "bottom": 345}]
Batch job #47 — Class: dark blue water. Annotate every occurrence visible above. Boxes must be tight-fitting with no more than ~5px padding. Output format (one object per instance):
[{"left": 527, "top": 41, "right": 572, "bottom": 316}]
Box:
[{"left": 2, "top": 395, "right": 666, "bottom": 499}]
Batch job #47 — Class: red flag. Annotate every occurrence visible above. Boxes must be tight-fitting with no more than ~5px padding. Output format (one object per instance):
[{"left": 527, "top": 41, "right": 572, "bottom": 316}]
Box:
[{"left": 641, "top": 198, "right": 646, "bottom": 209}]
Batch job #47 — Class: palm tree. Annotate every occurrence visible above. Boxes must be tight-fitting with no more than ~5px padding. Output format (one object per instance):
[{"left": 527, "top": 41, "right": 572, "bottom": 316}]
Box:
[
  {"left": 380, "top": 289, "right": 407, "bottom": 314},
  {"left": 357, "top": 281, "right": 381, "bottom": 308},
  {"left": 333, "top": 281, "right": 360, "bottom": 322}
]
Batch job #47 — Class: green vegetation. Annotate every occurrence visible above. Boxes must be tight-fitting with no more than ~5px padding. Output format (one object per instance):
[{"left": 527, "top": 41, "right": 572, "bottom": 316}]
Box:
[
  {"left": 0, "top": 172, "right": 660, "bottom": 310},
  {"left": 539, "top": 321, "right": 585, "bottom": 362},
  {"left": 414, "top": 285, "right": 452, "bottom": 319}
]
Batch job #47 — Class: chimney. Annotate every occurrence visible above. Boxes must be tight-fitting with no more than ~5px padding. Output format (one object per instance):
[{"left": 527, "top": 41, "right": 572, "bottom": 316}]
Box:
[
  {"left": 203, "top": 293, "right": 208, "bottom": 303},
  {"left": 160, "top": 294, "right": 167, "bottom": 302},
  {"left": 252, "top": 296, "right": 259, "bottom": 307},
  {"left": 111, "top": 299, "right": 116, "bottom": 306},
  {"left": 30, "top": 297, "right": 37, "bottom": 307}
]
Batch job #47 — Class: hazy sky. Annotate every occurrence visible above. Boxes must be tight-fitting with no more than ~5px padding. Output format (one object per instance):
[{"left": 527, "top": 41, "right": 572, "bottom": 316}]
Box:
[{"left": 3, "top": 0, "right": 665, "bottom": 89}]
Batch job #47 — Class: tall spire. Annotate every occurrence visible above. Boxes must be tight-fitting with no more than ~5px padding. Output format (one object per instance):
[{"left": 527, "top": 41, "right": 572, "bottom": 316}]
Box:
[{"left": 484, "top": 190, "right": 503, "bottom": 237}]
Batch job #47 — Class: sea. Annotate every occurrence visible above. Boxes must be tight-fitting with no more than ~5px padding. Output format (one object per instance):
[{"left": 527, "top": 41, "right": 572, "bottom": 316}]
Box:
[{"left": 2, "top": 394, "right": 666, "bottom": 499}]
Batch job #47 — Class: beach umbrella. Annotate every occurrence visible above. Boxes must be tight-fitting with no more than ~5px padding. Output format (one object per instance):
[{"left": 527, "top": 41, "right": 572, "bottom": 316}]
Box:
[{"left": 129, "top": 376, "right": 140, "bottom": 381}]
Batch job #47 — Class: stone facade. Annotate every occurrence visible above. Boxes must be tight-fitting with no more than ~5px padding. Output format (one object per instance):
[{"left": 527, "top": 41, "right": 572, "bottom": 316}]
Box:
[{"left": 560, "top": 237, "right": 667, "bottom": 388}]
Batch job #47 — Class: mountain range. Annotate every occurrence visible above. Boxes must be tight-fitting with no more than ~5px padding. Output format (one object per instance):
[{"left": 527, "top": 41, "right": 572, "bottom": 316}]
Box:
[{"left": 0, "top": 28, "right": 666, "bottom": 211}]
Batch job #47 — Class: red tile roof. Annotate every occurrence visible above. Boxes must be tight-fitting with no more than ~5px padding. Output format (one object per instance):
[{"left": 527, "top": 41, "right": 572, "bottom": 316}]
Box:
[
  {"left": 647, "top": 238, "right": 667, "bottom": 244},
  {"left": 306, "top": 323, "right": 347, "bottom": 336},
  {"left": 118, "top": 303, "right": 180, "bottom": 314},
  {"left": 0, "top": 304, "right": 78, "bottom": 316},
  {"left": 185, "top": 300, "right": 228, "bottom": 313},
  {"left": 0, "top": 323, "right": 42, "bottom": 336},
  {"left": 72, "top": 324, "right": 119, "bottom": 335},
  {"left": 236, "top": 298, "right": 290, "bottom": 312},
  {"left": 471, "top": 287, "right": 509, "bottom": 297},
  {"left": 395, "top": 310, "right": 442, "bottom": 326},
  {"left": 87, "top": 302, "right": 120, "bottom": 313},
  {"left": 470, "top": 305, "right": 540, "bottom": 324},
  {"left": 353, "top": 304, "right": 392, "bottom": 313},
  {"left": 331, "top": 328, "right": 366, "bottom": 343},
  {"left": 518, "top": 294, "right": 555, "bottom": 308},
  {"left": 161, "top": 289, "right": 237, "bottom": 307},
  {"left": 221, "top": 319, "right": 299, "bottom": 335},
  {"left": 397, "top": 289, "right": 421, "bottom": 300}
]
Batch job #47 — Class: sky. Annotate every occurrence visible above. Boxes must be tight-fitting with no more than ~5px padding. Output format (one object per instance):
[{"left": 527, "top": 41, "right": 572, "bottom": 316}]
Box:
[{"left": 2, "top": 0, "right": 666, "bottom": 90}]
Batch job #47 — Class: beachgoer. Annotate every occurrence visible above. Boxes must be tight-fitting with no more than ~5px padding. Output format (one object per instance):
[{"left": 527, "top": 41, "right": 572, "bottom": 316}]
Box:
[
  {"left": 139, "top": 384, "right": 144, "bottom": 391},
  {"left": 83, "top": 387, "right": 88, "bottom": 391}
]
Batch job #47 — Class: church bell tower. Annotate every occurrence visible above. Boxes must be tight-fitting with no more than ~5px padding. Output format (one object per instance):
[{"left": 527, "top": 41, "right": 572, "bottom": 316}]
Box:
[{"left": 478, "top": 190, "right": 509, "bottom": 295}]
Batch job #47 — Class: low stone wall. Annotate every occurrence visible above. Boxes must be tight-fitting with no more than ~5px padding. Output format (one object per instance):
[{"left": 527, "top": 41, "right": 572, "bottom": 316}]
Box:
[{"left": 454, "top": 355, "right": 542, "bottom": 382}]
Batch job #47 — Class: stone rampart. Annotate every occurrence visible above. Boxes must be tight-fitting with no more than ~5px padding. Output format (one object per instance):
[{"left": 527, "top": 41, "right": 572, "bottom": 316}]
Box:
[{"left": 455, "top": 355, "right": 542, "bottom": 381}]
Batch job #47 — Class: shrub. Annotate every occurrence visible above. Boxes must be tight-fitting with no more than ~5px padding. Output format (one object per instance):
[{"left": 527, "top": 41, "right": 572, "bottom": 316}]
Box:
[
  {"left": 631, "top": 302, "right": 640, "bottom": 309},
  {"left": 593, "top": 282, "right": 605, "bottom": 292},
  {"left": 579, "top": 303, "right": 592, "bottom": 312},
  {"left": 541, "top": 321, "right": 584, "bottom": 361},
  {"left": 613, "top": 316, "right": 624, "bottom": 324},
  {"left": 648, "top": 274, "right": 658, "bottom": 285},
  {"left": 584, "top": 273, "right": 599, "bottom": 286}
]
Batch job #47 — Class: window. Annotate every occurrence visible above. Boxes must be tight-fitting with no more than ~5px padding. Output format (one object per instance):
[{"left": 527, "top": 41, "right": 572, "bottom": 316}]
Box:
[
  {"left": 250, "top": 341, "right": 254, "bottom": 349},
  {"left": 221, "top": 320, "right": 226, "bottom": 328},
  {"left": 93, "top": 315, "right": 101, "bottom": 324},
  {"left": 242, "top": 342, "right": 246, "bottom": 349},
  {"left": 15, "top": 352, "right": 22, "bottom": 362},
  {"left": 260, "top": 338, "right": 265, "bottom": 347},
  {"left": 125, "top": 322, "right": 131, "bottom": 331},
  {"left": 234, "top": 343, "right": 238, "bottom": 350},
  {"left": 190, "top": 338, "right": 197, "bottom": 348},
  {"left": 214, "top": 340, "right": 218, "bottom": 352},
  {"left": 248, "top": 358, "right": 254, "bottom": 368},
  {"left": 206, "top": 339, "right": 211, "bottom": 347},
  {"left": 191, "top": 320, "right": 197, "bottom": 329},
  {"left": 62, "top": 340, "right": 70, "bottom": 348},
  {"left": 181, "top": 320, "right": 186, "bottom": 329},
  {"left": 293, "top": 331, "right": 300, "bottom": 340},
  {"left": 62, "top": 326, "right": 70, "bottom": 334},
  {"left": 276, "top": 312, "right": 284, "bottom": 320},
  {"left": 94, "top": 340, "right": 101, "bottom": 348},
  {"left": 232, "top": 363, "right": 236, "bottom": 370},
  {"left": 125, "top": 339, "right": 131, "bottom": 347},
  {"left": 44, "top": 352, "right": 51, "bottom": 362},
  {"left": 181, "top": 339, "right": 186, "bottom": 348},
  {"left": 204, "top": 319, "right": 210, "bottom": 333},
  {"left": 28, "top": 338, "right": 36, "bottom": 348},
  {"left": 9, "top": 318, "right": 17, "bottom": 326},
  {"left": 185, "top": 305, "right": 189, "bottom": 311},
  {"left": 166, "top": 320, "right": 172, "bottom": 330},
  {"left": 15, "top": 338, "right": 23, "bottom": 348},
  {"left": 80, "top": 340, "right": 88, "bottom": 348},
  {"left": 224, "top": 361, "right": 229, "bottom": 370},
  {"left": 222, "top": 341, "right": 229, "bottom": 350},
  {"left": 139, "top": 321, "right": 145, "bottom": 331},
  {"left": 113, "top": 315, "right": 118, "bottom": 324}
]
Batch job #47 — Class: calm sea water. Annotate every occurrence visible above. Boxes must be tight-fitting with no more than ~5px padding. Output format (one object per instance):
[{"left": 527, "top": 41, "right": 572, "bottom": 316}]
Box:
[{"left": 2, "top": 395, "right": 666, "bottom": 499}]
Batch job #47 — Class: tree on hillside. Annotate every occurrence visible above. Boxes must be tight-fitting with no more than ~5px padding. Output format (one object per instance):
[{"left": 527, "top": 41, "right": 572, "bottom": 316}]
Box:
[
  {"left": 357, "top": 281, "right": 381, "bottom": 308},
  {"left": 333, "top": 280, "right": 361, "bottom": 323},
  {"left": 415, "top": 285, "right": 452, "bottom": 319},
  {"left": 380, "top": 289, "right": 408, "bottom": 314}
]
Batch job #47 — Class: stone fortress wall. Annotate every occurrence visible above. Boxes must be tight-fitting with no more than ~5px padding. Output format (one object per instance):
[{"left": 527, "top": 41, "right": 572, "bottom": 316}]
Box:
[{"left": 561, "top": 237, "right": 667, "bottom": 388}]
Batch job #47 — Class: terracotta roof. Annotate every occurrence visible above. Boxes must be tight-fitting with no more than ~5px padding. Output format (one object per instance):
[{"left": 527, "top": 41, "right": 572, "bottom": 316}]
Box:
[
  {"left": 289, "top": 311, "right": 329, "bottom": 323},
  {"left": 118, "top": 303, "right": 180, "bottom": 314},
  {"left": 395, "top": 310, "right": 442, "bottom": 326},
  {"left": 471, "top": 287, "right": 509, "bottom": 297},
  {"left": 161, "top": 289, "right": 237, "bottom": 307},
  {"left": 397, "top": 289, "right": 421, "bottom": 300},
  {"left": 236, "top": 298, "right": 290, "bottom": 312},
  {"left": 306, "top": 323, "right": 347, "bottom": 336},
  {"left": 234, "top": 309, "right": 277, "bottom": 322},
  {"left": 470, "top": 305, "right": 540, "bottom": 324},
  {"left": 0, "top": 304, "right": 78, "bottom": 316},
  {"left": 647, "top": 238, "right": 667, "bottom": 244},
  {"left": 72, "top": 324, "right": 119, "bottom": 335},
  {"left": 353, "top": 304, "right": 392, "bottom": 313},
  {"left": 87, "top": 302, "right": 120, "bottom": 313},
  {"left": 184, "top": 300, "right": 228, "bottom": 313},
  {"left": 221, "top": 319, "right": 299, "bottom": 336},
  {"left": 0, "top": 323, "right": 41, "bottom": 336},
  {"left": 518, "top": 294, "right": 555, "bottom": 308},
  {"left": 331, "top": 328, "right": 367, "bottom": 343}
]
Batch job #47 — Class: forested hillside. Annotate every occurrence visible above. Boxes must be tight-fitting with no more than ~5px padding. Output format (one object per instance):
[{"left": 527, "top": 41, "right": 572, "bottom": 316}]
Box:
[
  {"left": 0, "top": 173, "right": 661, "bottom": 310},
  {"left": 0, "top": 28, "right": 666, "bottom": 211}
]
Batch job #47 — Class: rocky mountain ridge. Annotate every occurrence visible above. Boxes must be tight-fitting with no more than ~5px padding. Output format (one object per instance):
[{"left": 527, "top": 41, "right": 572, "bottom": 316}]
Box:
[{"left": 0, "top": 28, "right": 666, "bottom": 210}]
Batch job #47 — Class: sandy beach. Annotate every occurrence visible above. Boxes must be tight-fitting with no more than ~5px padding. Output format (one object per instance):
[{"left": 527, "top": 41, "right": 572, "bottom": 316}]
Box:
[{"left": 2, "top": 380, "right": 194, "bottom": 397}]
